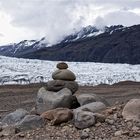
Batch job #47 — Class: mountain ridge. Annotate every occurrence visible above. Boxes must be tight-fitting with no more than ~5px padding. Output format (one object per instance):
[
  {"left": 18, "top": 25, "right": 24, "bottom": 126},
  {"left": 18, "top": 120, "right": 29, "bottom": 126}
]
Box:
[{"left": 0, "top": 24, "right": 140, "bottom": 64}]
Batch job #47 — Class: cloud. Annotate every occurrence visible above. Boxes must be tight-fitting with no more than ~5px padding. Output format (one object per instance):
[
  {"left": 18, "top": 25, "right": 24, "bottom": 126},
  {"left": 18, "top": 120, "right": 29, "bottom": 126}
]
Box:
[
  {"left": 104, "top": 10, "right": 140, "bottom": 26},
  {"left": 0, "top": 0, "right": 140, "bottom": 44},
  {"left": 0, "top": 0, "right": 87, "bottom": 44},
  {"left": 0, "top": 33, "right": 4, "bottom": 37},
  {"left": 94, "top": 9, "right": 140, "bottom": 27}
]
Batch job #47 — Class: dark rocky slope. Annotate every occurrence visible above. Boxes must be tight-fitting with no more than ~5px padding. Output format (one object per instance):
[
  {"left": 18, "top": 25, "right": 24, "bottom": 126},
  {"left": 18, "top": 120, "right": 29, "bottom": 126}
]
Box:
[{"left": 0, "top": 25, "right": 140, "bottom": 64}]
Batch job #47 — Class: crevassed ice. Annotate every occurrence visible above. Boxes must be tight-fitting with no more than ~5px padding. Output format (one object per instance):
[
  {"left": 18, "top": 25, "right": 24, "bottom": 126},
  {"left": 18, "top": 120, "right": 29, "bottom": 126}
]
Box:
[{"left": 0, "top": 56, "right": 140, "bottom": 86}]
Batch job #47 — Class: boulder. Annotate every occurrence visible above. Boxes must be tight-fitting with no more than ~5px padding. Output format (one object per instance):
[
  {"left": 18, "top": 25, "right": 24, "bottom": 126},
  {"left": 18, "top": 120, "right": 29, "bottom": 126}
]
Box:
[
  {"left": 2, "top": 109, "right": 29, "bottom": 125},
  {"left": 122, "top": 99, "right": 140, "bottom": 121},
  {"left": 74, "top": 102, "right": 106, "bottom": 113},
  {"left": 77, "top": 94, "right": 109, "bottom": 106},
  {"left": 57, "top": 62, "right": 68, "bottom": 69},
  {"left": 41, "top": 108, "right": 73, "bottom": 125},
  {"left": 52, "top": 69, "right": 76, "bottom": 81},
  {"left": 73, "top": 110, "right": 95, "bottom": 129},
  {"left": 36, "top": 87, "right": 73, "bottom": 114},
  {"left": 46, "top": 80, "right": 78, "bottom": 94},
  {"left": 16, "top": 115, "right": 44, "bottom": 132}
]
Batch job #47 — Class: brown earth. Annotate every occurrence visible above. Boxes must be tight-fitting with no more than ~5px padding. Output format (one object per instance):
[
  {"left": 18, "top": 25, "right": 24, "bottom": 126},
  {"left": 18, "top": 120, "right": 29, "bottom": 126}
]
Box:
[
  {"left": 0, "top": 81, "right": 140, "bottom": 117},
  {"left": 0, "top": 81, "right": 140, "bottom": 140}
]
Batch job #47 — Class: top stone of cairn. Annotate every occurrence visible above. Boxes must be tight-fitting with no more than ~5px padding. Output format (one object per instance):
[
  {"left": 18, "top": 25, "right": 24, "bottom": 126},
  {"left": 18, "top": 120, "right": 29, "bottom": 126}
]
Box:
[
  {"left": 57, "top": 62, "right": 68, "bottom": 69},
  {"left": 52, "top": 62, "right": 76, "bottom": 81}
]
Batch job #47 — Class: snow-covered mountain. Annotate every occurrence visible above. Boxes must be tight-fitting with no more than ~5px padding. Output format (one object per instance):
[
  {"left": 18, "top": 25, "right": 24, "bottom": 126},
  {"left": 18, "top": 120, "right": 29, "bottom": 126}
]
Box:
[
  {"left": 0, "top": 24, "right": 140, "bottom": 64},
  {"left": 0, "top": 25, "right": 124, "bottom": 56},
  {"left": 0, "top": 56, "right": 140, "bottom": 86},
  {"left": 0, "top": 37, "right": 49, "bottom": 57},
  {"left": 62, "top": 25, "right": 124, "bottom": 43}
]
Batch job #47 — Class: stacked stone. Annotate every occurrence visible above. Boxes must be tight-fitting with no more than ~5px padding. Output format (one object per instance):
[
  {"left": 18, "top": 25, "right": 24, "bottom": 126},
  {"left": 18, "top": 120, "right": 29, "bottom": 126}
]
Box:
[
  {"left": 36, "top": 62, "right": 79, "bottom": 115},
  {"left": 47, "top": 62, "right": 78, "bottom": 94},
  {"left": 0, "top": 63, "right": 109, "bottom": 132},
  {"left": 35, "top": 62, "right": 108, "bottom": 129}
]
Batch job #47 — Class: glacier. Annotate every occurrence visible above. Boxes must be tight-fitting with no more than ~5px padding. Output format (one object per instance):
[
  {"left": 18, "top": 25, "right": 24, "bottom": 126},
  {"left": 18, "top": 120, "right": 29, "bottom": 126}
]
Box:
[{"left": 0, "top": 56, "right": 140, "bottom": 86}]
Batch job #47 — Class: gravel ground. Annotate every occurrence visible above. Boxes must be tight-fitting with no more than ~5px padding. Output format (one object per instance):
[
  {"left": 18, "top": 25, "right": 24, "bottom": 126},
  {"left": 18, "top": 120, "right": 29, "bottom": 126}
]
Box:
[
  {"left": 1, "top": 104, "right": 140, "bottom": 140},
  {"left": 0, "top": 81, "right": 140, "bottom": 140}
]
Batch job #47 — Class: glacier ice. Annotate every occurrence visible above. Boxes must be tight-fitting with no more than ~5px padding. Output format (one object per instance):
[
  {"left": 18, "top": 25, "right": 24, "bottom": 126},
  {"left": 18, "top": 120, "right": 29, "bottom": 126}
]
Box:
[{"left": 0, "top": 56, "right": 140, "bottom": 86}]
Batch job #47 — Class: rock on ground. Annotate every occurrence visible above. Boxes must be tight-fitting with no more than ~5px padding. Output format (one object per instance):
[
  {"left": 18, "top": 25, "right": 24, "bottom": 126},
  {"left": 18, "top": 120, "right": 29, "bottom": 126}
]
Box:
[
  {"left": 41, "top": 108, "right": 73, "bottom": 125},
  {"left": 74, "top": 102, "right": 106, "bottom": 113},
  {"left": 73, "top": 110, "right": 95, "bottom": 129},
  {"left": 2, "top": 109, "right": 29, "bottom": 125},
  {"left": 16, "top": 115, "right": 44, "bottom": 132},
  {"left": 36, "top": 87, "right": 73, "bottom": 114},
  {"left": 77, "top": 93, "right": 109, "bottom": 106},
  {"left": 122, "top": 99, "right": 140, "bottom": 121}
]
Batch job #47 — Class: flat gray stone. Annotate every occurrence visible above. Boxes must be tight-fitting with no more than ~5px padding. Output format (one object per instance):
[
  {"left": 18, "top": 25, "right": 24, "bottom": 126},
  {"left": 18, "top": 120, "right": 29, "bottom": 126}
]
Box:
[
  {"left": 77, "top": 93, "right": 109, "bottom": 106},
  {"left": 16, "top": 115, "right": 44, "bottom": 132},
  {"left": 73, "top": 110, "right": 95, "bottom": 129},
  {"left": 36, "top": 87, "right": 73, "bottom": 114},
  {"left": 74, "top": 102, "right": 106, "bottom": 113},
  {"left": 52, "top": 69, "right": 76, "bottom": 81},
  {"left": 46, "top": 80, "right": 78, "bottom": 94},
  {"left": 2, "top": 109, "right": 29, "bottom": 125}
]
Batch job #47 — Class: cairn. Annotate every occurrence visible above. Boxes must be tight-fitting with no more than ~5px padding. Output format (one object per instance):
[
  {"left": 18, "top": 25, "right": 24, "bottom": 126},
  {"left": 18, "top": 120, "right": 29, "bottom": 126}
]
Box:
[
  {"left": 0, "top": 62, "right": 111, "bottom": 134},
  {"left": 36, "top": 62, "right": 79, "bottom": 114},
  {"left": 46, "top": 62, "right": 78, "bottom": 94}
]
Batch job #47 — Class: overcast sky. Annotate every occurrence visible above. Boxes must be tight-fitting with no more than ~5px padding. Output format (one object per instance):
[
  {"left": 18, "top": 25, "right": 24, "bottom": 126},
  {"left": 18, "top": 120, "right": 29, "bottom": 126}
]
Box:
[{"left": 0, "top": 0, "right": 140, "bottom": 45}]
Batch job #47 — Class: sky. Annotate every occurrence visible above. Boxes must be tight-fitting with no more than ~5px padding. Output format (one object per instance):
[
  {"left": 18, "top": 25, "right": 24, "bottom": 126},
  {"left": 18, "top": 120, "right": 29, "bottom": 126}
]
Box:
[{"left": 0, "top": 0, "right": 140, "bottom": 45}]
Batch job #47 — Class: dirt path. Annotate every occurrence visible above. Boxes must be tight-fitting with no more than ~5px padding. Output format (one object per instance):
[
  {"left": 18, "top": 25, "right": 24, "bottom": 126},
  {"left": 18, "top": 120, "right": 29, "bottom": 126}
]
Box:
[{"left": 0, "top": 81, "right": 140, "bottom": 117}]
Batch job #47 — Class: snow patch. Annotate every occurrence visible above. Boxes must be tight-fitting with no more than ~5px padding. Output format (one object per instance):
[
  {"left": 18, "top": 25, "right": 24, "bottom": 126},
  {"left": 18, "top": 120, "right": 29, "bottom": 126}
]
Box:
[{"left": 87, "top": 30, "right": 104, "bottom": 37}]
